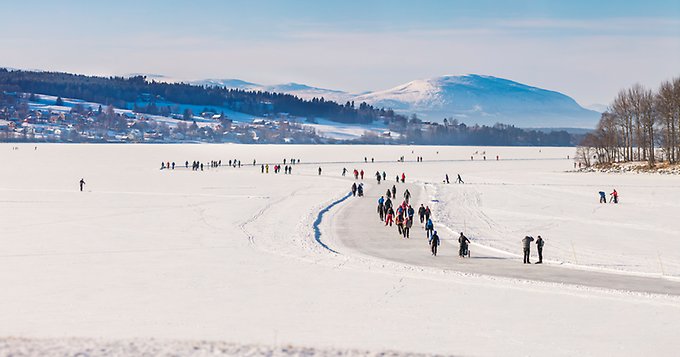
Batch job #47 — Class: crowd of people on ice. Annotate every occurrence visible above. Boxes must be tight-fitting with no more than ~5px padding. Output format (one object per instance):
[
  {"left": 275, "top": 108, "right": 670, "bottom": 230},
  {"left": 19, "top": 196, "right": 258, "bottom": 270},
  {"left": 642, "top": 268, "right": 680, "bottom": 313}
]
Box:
[
  {"left": 373, "top": 184, "right": 476, "bottom": 258},
  {"left": 91, "top": 152, "right": 624, "bottom": 265}
]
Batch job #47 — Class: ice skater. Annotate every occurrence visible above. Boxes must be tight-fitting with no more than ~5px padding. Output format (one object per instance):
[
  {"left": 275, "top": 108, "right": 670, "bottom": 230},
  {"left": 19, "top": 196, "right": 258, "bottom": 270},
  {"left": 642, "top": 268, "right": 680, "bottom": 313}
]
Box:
[
  {"left": 425, "top": 218, "right": 434, "bottom": 239},
  {"left": 403, "top": 215, "right": 412, "bottom": 238},
  {"left": 456, "top": 174, "right": 464, "bottom": 184},
  {"left": 430, "top": 230, "right": 440, "bottom": 256},
  {"left": 377, "top": 196, "right": 385, "bottom": 221},
  {"left": 385, "top": 207, "right": 394, "bottom": 226},
  {"left": 79, "top": 178, "right": 86, "bottom": 192}
]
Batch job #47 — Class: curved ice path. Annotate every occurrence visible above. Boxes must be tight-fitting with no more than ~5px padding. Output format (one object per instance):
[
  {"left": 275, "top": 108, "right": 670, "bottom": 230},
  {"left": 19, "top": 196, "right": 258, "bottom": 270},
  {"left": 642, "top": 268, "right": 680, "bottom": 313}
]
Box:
[{"left": 313, "top": 191, "right": 352, "bottom": 254}]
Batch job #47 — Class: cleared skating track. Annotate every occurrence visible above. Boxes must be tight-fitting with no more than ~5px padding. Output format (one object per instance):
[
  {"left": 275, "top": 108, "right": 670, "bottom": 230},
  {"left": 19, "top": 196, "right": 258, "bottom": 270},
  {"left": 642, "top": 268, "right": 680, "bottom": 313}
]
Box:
[{"left": 329, "top": 180, "right": 680, "bottom": 296}]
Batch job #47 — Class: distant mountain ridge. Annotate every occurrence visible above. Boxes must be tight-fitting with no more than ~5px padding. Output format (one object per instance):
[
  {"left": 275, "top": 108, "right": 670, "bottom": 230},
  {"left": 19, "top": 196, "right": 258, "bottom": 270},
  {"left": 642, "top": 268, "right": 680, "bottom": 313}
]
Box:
[
  {"left": 191, "top": 79, "right": 351, "bottom": 103},
  {"left": 194, "top": 74, "right": 600, "bottom": 128}
]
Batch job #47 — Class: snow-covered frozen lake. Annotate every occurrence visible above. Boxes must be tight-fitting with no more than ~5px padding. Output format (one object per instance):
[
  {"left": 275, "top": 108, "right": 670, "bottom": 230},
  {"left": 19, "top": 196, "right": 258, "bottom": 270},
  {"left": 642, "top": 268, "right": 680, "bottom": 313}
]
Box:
[{"left": 1, "top": 143, "right": 679, "bottom": 356}]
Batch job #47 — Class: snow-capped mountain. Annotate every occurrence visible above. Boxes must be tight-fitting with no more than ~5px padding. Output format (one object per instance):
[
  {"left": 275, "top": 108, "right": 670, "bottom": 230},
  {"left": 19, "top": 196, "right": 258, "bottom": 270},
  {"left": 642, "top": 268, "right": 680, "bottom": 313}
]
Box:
[
  {"left": 192, "top": 79, "right": 351, "bottom": 103},
  {"left": 192, "top": 74, "right": 600, "bottom": 128},
  {"left": 355, "top": 74, "right": 600, "bottom": 128}
]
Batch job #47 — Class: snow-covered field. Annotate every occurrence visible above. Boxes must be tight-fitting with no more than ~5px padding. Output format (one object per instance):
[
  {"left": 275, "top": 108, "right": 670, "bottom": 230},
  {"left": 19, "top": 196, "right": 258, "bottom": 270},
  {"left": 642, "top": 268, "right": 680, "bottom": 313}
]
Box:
[{"left": 1, "top": 144, "right": 679, "bottom": 356}]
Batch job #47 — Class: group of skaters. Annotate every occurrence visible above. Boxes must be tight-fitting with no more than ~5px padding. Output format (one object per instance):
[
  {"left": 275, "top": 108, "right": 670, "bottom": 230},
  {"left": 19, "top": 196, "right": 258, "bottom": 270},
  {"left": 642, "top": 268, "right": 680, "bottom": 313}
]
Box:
[
  {"left": 343, "top": 168, "right": 365, "bottom": 180},
  {"left": 351, "top": 182, "right": 364, "bottom": 197},
  {"left": 377, "top": 186, "right": 415, "bottom": 239},
  {"left": 598, "top": 189, "right": 619, "bottom": 203},
  {"left": 161, "top": 161, "right": 176, "bottom": 170},
  {"left": 262, "top": 164, "right": 292, "bottom": 174},
  {"left": 367, "top": 178, "right": 548, "bottom": 264},
  {"left": 444, "top": 174, "right": 464, "bottom": 184},
  {"left": 376, "top": 188, "right": 473, "bottom": 258},
  {"left": 161, "top": 158, "right": 250, "bottom": 171}
]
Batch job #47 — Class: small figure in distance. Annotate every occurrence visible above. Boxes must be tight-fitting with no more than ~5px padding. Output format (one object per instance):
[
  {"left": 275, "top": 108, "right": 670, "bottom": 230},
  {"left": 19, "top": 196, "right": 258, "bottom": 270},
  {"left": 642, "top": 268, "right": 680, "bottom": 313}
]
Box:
[
  {"left": 522, "top": 236, "right": 535, "bottom": 264},
  {"left": 458, "top": 232, "right": 470, "bottom": 258},
  {"left": 535, "top": 236, "right": 544, "bottom": 264},
  {"left": 430, "top": 230, "right": 440, "bottom": 256}
]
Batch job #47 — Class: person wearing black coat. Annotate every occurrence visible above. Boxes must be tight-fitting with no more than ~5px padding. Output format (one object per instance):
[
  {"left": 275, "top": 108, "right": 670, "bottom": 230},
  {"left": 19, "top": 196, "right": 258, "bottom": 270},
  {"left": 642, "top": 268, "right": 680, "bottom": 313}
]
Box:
[
  {"left": 522, "top": 236, "right": 535, "bottom": 264},
  {"left": 535, "top": 236, "right": 544, "bottom": 264},
  {"left": 458, "top": 232, "right": 470, "bottom": 257},
  {"left": 430, "top": 231, "right": 440, "bottom": 256}
]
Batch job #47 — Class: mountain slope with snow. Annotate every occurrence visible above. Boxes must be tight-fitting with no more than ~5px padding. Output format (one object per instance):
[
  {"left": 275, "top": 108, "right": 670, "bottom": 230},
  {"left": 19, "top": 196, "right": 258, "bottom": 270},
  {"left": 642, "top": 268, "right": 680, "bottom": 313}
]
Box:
[
  {"left": 356, "top": 74, "right": 599, "bottom": 128},
  {"left": 193, "top": 75, "right": 599, "bottom": 128}
]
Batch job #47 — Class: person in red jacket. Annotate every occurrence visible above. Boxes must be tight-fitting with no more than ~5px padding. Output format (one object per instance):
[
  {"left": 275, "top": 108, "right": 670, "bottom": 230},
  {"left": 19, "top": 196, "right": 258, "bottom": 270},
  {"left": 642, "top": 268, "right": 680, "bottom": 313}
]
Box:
[
  {"left": 610, "top": 189, "right": 619, "bottom": 203},
  {"left": 385, "top": 207, "right": 394, "bottom": 226},
  {"left": 401, "top": 173, "right": 406, "bottom": 183}
]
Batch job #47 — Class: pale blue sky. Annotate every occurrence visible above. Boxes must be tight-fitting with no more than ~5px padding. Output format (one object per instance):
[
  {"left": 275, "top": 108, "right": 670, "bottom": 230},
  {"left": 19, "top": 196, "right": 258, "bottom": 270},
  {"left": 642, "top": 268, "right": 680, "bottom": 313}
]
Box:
[{"left": 1, "top": 0, "right": 679, "bottom": 105}]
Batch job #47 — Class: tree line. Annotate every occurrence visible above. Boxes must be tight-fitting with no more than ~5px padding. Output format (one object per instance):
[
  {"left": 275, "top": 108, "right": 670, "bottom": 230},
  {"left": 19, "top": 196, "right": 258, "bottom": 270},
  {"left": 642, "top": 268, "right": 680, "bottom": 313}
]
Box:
[
  {"left": 0, "top": 68, "right": 405, "bottom": 125},
  {"left": 579, "top": 77, "right": 680, "bottom": 166}
]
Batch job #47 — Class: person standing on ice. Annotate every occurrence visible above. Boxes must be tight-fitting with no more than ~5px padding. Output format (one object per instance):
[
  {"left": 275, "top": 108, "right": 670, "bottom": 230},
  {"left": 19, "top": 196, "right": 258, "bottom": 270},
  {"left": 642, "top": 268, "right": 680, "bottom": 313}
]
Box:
[
  {"left": 610, "top": 189, "right": 619, "bottom": 203},
  {"left": 458, "top": 232, "right": 470, "bottom": 257},
  {"left": 425, "top": 218, "right": 434, "bottom": 239},
  {"left": 386, "top": 188, "right": 392, "bottom": 199},
  {"left": 384, "top": 197, "right": 392, "bottom": 213},
  {"left": 418, "top": 204, "right": 426, "bottom": 224},
  {"left": 357, "top": 183, "right": 364, "bottom": 197},
  {"left": 535, "top": 236, "right": 544, "bottom": 264},
  {"left": 385, "top": 207, "right": 394, "bottom": 226},
  {"left": 599, "top": 191, "right": 606, "bottom": 203},
  {"left": 445, "top": 174, "right": 450, "bottom": 184},
  {"left": 351, "top": 182, "right": 357, "bottom": 197},
  {"left": 396, "top": 213, "right": 404, "bottom": 235},
  {"left": 403, "top": 214, "right": 412, "bottom": 238},
  {"left": 360, "top": 170, "right": 364, "bottom": 180},
  {"left": 377, "top": 196, "right": 385, "bottom": 221},
  {"left": 79, "top": 178, "right": 86, "bottom": 192},
  {"left": 430, "top": 231, "right": 440, "bottom": 256},
  {"left": 318, "top": 167, "right": 322, "bottom": 175},
  {"left": 382, "top": 171, "right": 386, "bottom": 181},
  {"left": 342, "top": 168, "right": 347, "bottom": 176},
  {"left": 376, "top": 171, "right": 381, "bottom": 184},
  {"left": 403, "top": 189, "right": 411, "bottom": 203},
  {"left": 522, "top": 236, "right": 535, "bottom": 264},
  {"left": 401, "top": 173, "right": 406, "bottom": 183},
  {"left": 424, "top": 206, "right": 431, "bottom": 223},
  {"left": 456, "top": 174, "right": 464, "bottom": 184},
  {"left": 391, "top": 185, "right": 397, "bottom": 199}
]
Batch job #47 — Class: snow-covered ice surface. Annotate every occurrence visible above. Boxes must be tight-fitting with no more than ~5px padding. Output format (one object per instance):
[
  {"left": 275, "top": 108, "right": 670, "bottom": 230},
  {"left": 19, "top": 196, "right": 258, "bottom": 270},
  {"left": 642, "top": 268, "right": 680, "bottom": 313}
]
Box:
[{"left": 1, "top": 144, "right": 680, "bottom": 356}]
